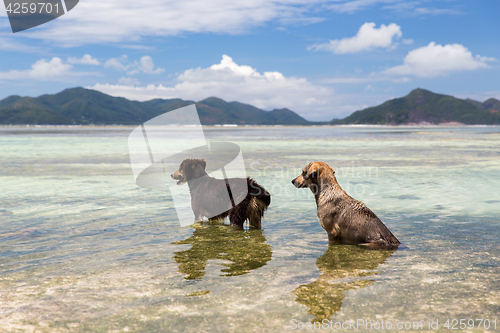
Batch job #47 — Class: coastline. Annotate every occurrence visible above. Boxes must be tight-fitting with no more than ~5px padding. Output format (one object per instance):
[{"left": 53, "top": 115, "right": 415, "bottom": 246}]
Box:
[{"left": 1, "top": 123, "right": 500, "bottom": 129}]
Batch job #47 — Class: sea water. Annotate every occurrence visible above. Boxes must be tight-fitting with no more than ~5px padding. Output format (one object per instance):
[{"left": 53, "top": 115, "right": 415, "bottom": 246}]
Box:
[{"left": 1, "top": 126, "right": 499, "bottom": 332}]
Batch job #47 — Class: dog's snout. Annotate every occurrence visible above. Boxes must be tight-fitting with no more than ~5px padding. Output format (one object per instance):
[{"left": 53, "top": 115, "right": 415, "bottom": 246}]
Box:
[{"left": 292, "top": 176, "right": 302, "bottom": 188}]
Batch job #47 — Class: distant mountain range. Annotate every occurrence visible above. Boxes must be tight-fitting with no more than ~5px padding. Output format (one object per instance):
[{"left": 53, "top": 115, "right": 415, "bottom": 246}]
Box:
[
  {"left": 0, "top": 87, "right": 309, "bottom": 125},
  {"left": 331, "top": 88, "right": 500, "bottom": 125},
  {"left": 1, "top": 87, "right": 499, "bottom": 125}
]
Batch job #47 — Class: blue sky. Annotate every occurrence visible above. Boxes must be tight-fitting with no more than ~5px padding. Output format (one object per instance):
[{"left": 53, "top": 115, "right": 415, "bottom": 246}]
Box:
[{"left": 0, "top": 0, "right": 499, "bottom": 121}]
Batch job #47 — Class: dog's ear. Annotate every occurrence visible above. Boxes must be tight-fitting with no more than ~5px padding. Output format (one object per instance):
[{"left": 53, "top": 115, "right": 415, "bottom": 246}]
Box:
[
  {"left": 179, "top": 160, "right": 188, "bottom": 171},
  {"left": 304, "top": 167, "right": 316, "bottom": 180},
  {"left": 199, "top": 159, "right": 207, "bottom": 170}
]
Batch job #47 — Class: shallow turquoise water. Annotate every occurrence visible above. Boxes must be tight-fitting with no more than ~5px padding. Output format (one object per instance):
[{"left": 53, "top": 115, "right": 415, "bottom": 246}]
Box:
[{"left": 1, "top": 126, "right": 499, "bottom": 332}]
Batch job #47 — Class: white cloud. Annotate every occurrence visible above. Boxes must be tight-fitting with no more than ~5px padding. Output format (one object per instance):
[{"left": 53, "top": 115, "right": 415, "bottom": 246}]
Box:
[
  {"left": 21, "top": 0, "right": 328, "bottom": 46},
  {"left": 0, "top": 57, "right": 99, "bottom": 81},
  {"left": 329, "top": 0, "right": 397, "bottom": 14},
  {"left": 330, "top": 0, "right": 463, "bottom": 15},
  {"left": 67, "top": 54, "right": 101, "bottom": 65},
  {"left": 132, "top": 56, "right": 164, "bottom": 75},
  {"left": 105, "top": 55, "right": 130, "bottom": 71},
  {"left": 309, "top": 22, "right": 402, "bottom": 54},
  {"left": 320, "top": 76, "right": 410, "bottom": 84},
  {"left": 384, "top": 2, "right": 463, "bottom": 16},
  {"left": 364, "top": 84, "right": 374, "bottom": 92},
  {"left": 412, "top": 7, "right": 462, "bottom": 15},
  {"left": 383, "top": 42, "right": 496, "bottom": 77},
  {"left": 0, "top": 37, "right": 46, "bottom": 53},
  {"left": 88, "top": 54, "right": 336, "bottom": 120},
  {"left": 118, "top": 77, "right": 141, "bottom": 85},
  {"left": 2, "top": 0, "right": 462, "bottom": 47},
  {"left": 104, "top": 55, "right": 164, "bottom": 75},
  {"left": 0, "top": 70, "right": 26, "bottom": 81},
  {"left": 119, "top": 44, "right": 155, "bottom": 51},
  {"left": 30, "top": 58, "right": 73, "bottom": 79}
]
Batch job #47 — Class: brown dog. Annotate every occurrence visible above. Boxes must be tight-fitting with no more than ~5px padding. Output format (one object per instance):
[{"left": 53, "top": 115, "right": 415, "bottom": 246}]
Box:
[
  {"left": 171, "top": 158, "right": 271, "bottom": 228},
  {"left": 292, "top": 162, "right": 399, "bottom": 248}
]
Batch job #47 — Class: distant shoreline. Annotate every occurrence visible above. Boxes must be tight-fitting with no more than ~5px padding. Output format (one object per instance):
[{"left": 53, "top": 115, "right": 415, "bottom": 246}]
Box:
[
  {"left": 2, "top": 87, "right": 499, "bottom": 126},
  {"left": 0, "top": 123, "right": 500, "bottom": 129}
]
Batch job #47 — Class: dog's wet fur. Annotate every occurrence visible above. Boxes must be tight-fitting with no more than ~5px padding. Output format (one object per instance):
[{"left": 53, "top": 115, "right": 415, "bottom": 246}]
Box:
[
  {"left": 292, "top": 161, "right": 400, "bottom": 249},
  {"left": 171, "top": 158, "right": 271, "bottom": 228}
]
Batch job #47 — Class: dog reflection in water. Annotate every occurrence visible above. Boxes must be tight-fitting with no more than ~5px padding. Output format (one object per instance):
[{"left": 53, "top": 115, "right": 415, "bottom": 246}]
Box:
[
  {"left": 173, "top": 224, "right": 272, "bottom": 280},
  {"left": 294, "top": 245, "right": 396, "bottom": 321}
]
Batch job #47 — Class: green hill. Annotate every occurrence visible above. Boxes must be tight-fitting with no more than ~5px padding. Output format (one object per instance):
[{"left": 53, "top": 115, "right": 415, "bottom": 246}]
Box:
[
  {"left": 195, "top": 97, "right": 309, "bottom": 125},
  {"left": 0, "top": 87, "right": 310, "bottom": 125},
  {"left": 475, "top": 98, "right": 500, "bottom": 113},
  {"left": 0, "top": 95, "right": 72, "bottom": 125},
  {"left": 332, "top": 89, "right": 500, "bottom": 125},
  {"left": 2, "top": 87, "right": 500, "bottom": 125}
]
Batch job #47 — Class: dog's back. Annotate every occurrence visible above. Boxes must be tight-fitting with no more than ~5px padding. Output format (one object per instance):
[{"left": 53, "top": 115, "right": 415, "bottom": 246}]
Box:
[
  {"left": 172, "top": 159, "right": 270, "bottom": 228},
  {"left": 328, "top": 194, "right": 399, "bottom": 247},
  {"left": 190, "top": 176, "right": 270, "bottom": 228}
]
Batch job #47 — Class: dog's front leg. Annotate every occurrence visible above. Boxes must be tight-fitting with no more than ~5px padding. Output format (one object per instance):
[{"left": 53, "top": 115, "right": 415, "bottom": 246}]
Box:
[
  {"left": 327, "top": 224, "right": 342, "bottom": 243},
  {"left": 192, "top": 209, "right": 203, "bottom": 223},
  {"left": 229, "top": 212, "right": 244, "bottom": 229}
]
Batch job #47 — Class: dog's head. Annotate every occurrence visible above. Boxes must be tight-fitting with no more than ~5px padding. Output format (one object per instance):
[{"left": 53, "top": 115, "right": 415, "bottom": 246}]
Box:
[
  {"left": 292, "top": 161, "right": 335, "bottom": 189},
  {"left": 171, "top": 158, "right": 207, "bottom": 185}
]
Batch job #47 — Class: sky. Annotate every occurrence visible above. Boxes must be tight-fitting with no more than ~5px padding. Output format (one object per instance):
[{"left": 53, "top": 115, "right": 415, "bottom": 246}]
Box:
[{"left": 0, "top": 0, "right": 499, "bottom": 121}]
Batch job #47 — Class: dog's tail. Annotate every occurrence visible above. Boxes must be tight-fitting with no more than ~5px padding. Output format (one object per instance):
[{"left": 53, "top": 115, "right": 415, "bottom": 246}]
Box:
[
  {"left": 247, "top": 178, "right": 271, "bottom": 228},
  {"left": 248, "top": 178, "right": 271, "bottom": 207}
]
